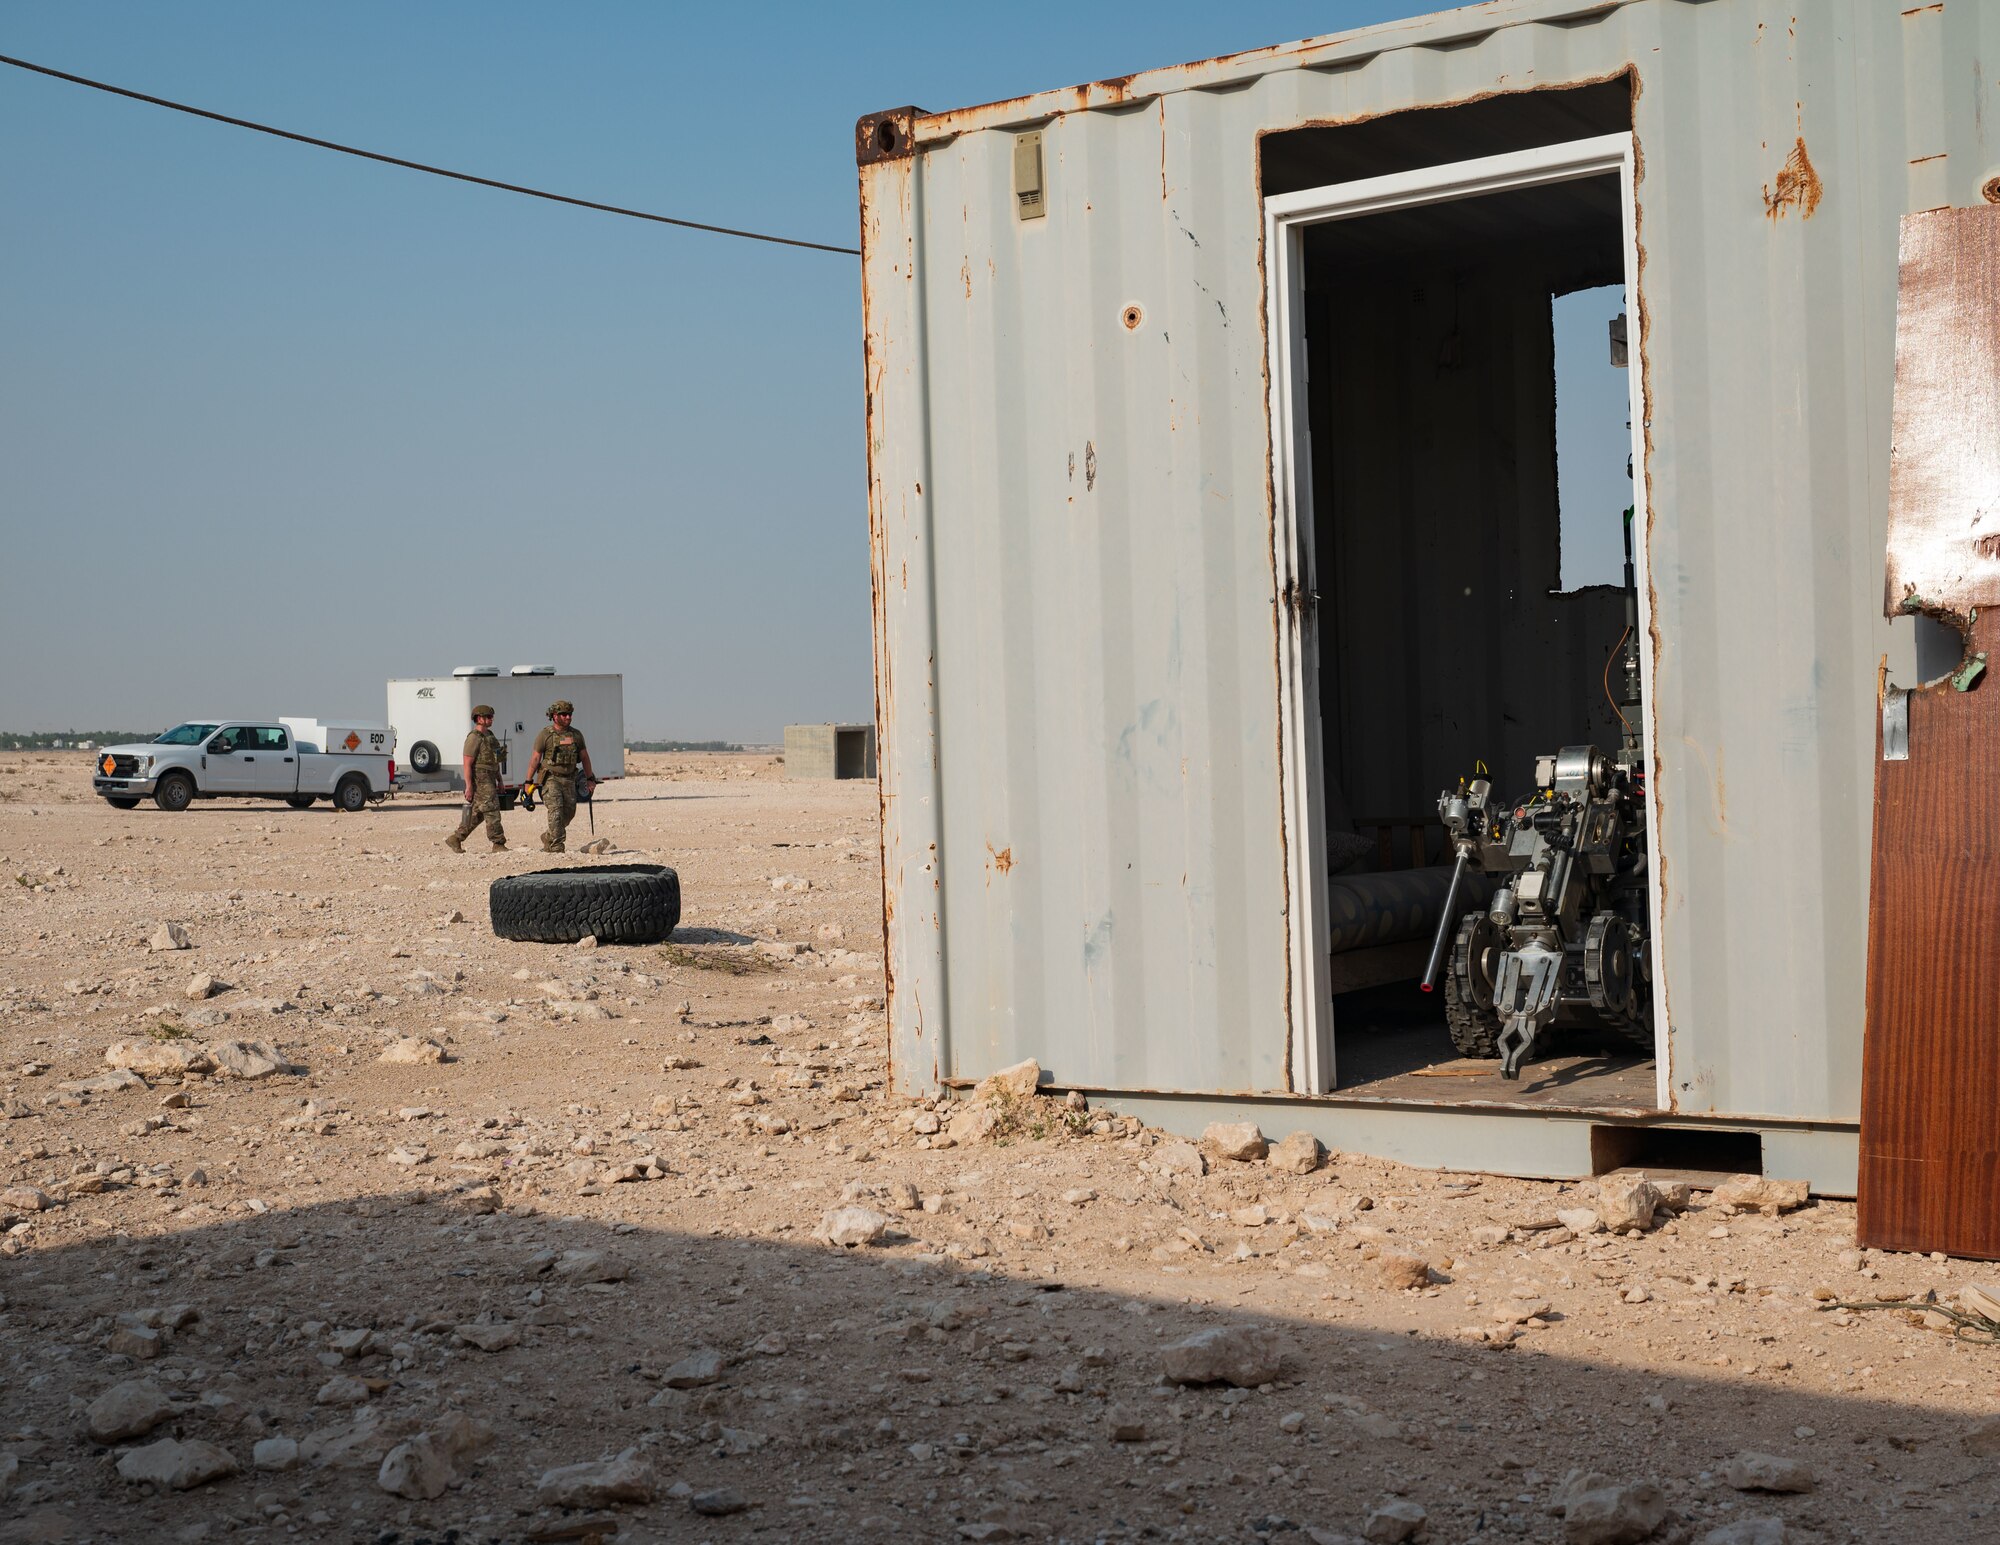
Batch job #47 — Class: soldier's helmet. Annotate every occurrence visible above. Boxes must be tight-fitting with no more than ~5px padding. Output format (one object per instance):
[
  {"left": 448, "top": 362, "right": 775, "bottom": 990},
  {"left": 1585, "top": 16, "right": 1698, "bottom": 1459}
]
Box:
[
  {"left": 548, "top": 700, "right": 574, "bottom": 717},
  {"left": 471, "top": 705, "right": 495, "bottom": 720}
]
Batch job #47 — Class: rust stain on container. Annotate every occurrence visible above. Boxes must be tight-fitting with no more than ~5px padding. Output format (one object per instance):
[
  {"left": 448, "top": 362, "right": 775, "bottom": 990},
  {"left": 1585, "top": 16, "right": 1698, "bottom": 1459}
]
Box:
[
  {"left": 1763, "top": 136, "right": 1823, "bottom": 219},
  {"left": 1624, "top": 84, "right": 1676, "bottom": 1100},
  {"left": 985, "top": 842, "right": 1015, "bottom": 879}
]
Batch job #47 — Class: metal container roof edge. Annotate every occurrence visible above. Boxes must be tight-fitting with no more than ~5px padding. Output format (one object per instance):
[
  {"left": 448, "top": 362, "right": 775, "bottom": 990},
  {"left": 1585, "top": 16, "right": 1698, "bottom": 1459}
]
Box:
[{"left": 854, "top": 0, "right": 1639, "bottom": 155}]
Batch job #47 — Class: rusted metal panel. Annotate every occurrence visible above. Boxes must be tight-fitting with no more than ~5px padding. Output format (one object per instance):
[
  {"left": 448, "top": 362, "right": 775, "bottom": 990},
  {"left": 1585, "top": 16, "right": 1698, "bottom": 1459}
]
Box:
[
  {"left": 861, "top": 0, "right": 2000, "bottom": 1123},
  {"left": 1860, "top": 208, "right": 2000, "bottom": 1259},
  {"left": 860, "top": 146, "right": 950, "bottom": 1094},
  {"left": 1882, "top": 208, "right": 2000, "bottom": 617}
]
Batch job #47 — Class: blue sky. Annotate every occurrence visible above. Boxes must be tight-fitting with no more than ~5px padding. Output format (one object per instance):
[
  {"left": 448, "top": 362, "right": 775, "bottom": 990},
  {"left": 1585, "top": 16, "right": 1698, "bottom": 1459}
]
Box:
[{"left": 2, "top": 1, "right": 1624, "bottom": 740}]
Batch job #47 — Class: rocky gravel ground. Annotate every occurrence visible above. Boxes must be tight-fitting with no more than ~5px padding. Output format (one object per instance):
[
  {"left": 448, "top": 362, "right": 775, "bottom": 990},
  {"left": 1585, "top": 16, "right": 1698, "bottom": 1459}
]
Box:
[{"left": 1, "top": 750, "right": 1997, "bottom": 1545}]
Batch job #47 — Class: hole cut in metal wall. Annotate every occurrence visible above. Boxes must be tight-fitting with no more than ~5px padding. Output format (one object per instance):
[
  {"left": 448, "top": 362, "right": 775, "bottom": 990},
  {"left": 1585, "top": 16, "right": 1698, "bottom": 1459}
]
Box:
[
  {"left": 1590, "top": 1124, "right": 1763, "bottom": 1178},
  {"left": 1554, "top": 283, "right": 1633, "bottom": 591}
]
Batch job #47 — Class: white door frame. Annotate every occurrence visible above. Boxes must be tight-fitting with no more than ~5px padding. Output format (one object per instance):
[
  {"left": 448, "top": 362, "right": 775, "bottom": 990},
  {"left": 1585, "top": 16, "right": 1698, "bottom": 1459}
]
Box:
[{"left": 1264, "top": 132, "right": 1666, "bottom": 1102}]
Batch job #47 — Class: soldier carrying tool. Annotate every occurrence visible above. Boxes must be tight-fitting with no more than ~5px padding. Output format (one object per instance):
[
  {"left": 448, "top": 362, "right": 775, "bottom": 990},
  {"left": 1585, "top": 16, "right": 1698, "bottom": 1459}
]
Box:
[
  {"left": 524, "top": 700, "right": 597, "bottom": 853},
  {"left": 444, "top": 705, "right": 507, "bottom": 853}
]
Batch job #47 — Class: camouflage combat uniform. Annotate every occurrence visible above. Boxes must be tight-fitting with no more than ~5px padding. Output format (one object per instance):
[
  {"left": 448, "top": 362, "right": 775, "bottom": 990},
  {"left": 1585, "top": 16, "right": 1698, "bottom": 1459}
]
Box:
[
  {"left": 533, "top": 721, "right": 588, "bottom": 851},
  {"left": 448, "top": 726, "right": 507, "bottom": 849}
]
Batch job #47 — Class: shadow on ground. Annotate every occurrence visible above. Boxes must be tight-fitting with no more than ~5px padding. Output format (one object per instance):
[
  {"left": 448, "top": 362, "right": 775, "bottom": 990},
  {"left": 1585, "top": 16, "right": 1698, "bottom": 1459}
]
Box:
[{"left": 3, "top": 1190, "right": 1995, "bottom": 1544}]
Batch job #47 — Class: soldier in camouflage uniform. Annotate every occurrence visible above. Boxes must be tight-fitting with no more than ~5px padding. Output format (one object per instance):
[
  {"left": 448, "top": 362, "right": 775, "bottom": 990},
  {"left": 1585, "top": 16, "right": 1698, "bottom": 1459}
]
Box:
[
  {"left": 445, "top": 706, "right": 508, "bottom": 852},
  {"left": 525, "top": 700, "right": 598, "bottom": 853}
]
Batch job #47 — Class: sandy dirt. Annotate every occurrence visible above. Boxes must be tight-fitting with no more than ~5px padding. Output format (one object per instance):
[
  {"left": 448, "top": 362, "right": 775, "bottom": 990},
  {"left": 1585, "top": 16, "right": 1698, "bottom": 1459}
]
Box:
[{"left": 1, "top": 750, "right": 1996, "bottom": 1545}]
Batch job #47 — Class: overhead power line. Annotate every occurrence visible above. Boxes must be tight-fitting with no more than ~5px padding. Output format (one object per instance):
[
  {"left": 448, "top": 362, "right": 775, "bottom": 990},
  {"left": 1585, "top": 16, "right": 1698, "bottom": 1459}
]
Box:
[{"left": 0, "top": 51, "right": 861, "bottom": 256}]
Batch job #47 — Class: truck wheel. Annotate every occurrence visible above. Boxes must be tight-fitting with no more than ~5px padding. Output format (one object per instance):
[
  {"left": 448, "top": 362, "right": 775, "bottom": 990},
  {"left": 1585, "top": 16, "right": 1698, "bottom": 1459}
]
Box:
[
  {"left": 409, "top": 740, "right": 441, "bottom": 775},
  {"left": 106, "top": 796, "right": 140, "bottom": 810},
  {"left": 154, "top": 773, "right": 195, "bottom": 812},
  {"left": 333, "top": 776, "right": 370, "bottom": 813},
  {"left": 490, "top": 865, "right": 681, "bottom": 945},
  {"left": 285, "top": 795, "right": 316, "bottom": 810}
]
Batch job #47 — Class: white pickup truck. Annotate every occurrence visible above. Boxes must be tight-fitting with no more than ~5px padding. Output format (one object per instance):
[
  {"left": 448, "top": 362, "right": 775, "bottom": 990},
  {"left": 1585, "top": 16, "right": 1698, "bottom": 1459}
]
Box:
[{"left": 92, "top": 719, "right": 395, "bottom": 813}]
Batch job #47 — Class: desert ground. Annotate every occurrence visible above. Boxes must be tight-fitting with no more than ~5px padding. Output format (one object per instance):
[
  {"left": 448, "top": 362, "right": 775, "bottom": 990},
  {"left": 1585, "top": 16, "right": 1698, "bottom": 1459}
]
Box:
[{"left": 0, "top": 749, "right": 1996, "bottom": 1545}]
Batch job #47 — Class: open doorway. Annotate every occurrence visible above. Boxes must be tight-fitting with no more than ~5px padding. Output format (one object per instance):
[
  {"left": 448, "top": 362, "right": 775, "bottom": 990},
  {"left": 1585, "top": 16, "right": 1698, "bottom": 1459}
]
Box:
[{"left": 1265, "top": 83, "right": 1663, "bottom": 1110}]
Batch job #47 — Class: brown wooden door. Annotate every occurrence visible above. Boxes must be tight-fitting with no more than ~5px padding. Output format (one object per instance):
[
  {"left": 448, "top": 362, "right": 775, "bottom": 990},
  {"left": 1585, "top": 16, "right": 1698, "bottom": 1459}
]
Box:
[{"left": 1859, "top": 206, "right": 2000, "bottom": 1259}]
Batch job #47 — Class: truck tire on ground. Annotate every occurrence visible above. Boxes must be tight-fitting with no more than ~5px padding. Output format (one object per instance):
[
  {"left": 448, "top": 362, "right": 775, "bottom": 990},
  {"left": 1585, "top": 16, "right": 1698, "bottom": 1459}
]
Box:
[
  {"left": 105, "top": 796, "right": 140, "bottom": 810},
  {"left": 286, "top": 795, "right": 315, "bottom": 810},
  {"left": 333, "top": 776, "right": 369, "bottom": 813},
  {"left": 154, "top": 773, "right": 195, "bottom": 813},
  {"left": 489, "top": 865, "right": 681, "bottom": 945},
  {"left": 408, "top": 740, "right": 441, "bottom": 775}
]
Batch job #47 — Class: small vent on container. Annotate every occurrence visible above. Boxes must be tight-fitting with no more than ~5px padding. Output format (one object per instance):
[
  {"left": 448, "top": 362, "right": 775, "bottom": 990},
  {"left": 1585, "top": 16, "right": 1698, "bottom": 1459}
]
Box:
[{"left": 1014, "top": 132, "right": 1046, "bottom": 221}]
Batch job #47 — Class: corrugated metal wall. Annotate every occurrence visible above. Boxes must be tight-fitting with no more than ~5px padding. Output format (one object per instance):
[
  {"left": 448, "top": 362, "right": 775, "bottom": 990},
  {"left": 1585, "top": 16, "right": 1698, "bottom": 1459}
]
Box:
[{"left": 861, "top": 0, "right": 2000, "bottom": 1121}]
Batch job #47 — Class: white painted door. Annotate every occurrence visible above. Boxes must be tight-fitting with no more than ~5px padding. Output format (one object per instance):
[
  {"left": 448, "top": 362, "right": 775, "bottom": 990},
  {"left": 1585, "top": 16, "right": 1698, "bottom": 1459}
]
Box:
[{"left": 1264, "top": 133, "right": 1661, "bottom": 1098}]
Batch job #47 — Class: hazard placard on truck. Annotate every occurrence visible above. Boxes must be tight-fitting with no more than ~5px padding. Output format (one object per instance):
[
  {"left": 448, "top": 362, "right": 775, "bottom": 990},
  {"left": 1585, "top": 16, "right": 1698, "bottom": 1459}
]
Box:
[{"left": 324, "top": 726, "right": 391, "bottom": 755}]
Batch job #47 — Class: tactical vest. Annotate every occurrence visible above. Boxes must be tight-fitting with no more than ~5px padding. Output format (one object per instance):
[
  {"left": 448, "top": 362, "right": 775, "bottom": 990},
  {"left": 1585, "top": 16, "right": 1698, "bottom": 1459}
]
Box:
[
  {"left": 543, "top": 729, "right": 581, "bottom": 776},
  {"left": 469, "top": 730, "right": 503, "bottom": 779}
]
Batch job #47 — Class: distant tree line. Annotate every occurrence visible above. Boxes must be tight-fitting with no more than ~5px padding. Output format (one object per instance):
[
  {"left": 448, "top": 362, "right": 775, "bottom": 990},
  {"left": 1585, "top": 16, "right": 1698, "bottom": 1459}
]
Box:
[
  {"left": 624, "top": 739, "right": 744, "bottom": 753},
  {"left": 0, "top": 730, "right": 150, "bottom": 751}
]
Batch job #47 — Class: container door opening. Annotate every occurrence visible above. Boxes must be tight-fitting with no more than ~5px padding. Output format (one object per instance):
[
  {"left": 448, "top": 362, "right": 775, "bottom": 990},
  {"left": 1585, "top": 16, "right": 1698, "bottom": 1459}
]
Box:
[{"left": 1265, "top": 90, "right": 1663, "bottom": 1110}]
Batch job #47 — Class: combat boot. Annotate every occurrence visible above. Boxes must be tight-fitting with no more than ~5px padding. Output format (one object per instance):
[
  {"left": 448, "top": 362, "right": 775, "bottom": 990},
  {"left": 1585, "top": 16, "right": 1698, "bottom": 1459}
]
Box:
[
  {"left": 540, "top": 836, "right": 559, "bottom": 853},
  {"left": 444, "top": 834, "right": 464, "bottom": 854},
  {"left": 490, "top": 841, "right": 508, "bottom": 852}
]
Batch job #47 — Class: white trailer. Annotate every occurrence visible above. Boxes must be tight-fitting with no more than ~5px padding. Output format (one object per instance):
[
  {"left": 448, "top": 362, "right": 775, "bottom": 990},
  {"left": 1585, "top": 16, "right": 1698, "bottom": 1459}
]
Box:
[{"left": 386, "top": 667, "right": 624, "bottom": 798}]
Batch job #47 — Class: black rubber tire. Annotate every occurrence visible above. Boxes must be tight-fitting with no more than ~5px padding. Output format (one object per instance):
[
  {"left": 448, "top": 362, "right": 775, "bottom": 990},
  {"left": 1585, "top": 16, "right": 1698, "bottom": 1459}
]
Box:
[
  {"left": 490, "top": 864, "right": 681, "bottom": 945},
  {"left": 285, "top": 795, "right": 315, "bottom": 810},
  {"left": 409, "top": 740, "right": 441, "bottom": 775},
  {"left": 333, "top": 776, "right": 369, "bottom": 813},
  {"left": 1443, "top": 912, "right": 1503, "bottom": 1059},
  {"left": 105, "top": 796, "right": 140, "bottom": 810},
  {"left": 154, "top": 773, "right": 195, "bottom": 812}
]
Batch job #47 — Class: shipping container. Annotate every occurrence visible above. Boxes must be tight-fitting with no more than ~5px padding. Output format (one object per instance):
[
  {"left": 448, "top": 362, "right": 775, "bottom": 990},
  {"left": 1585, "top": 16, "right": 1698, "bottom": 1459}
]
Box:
[{"left": 858, "top": 0, "right": 2000, "bottom": 1195}]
